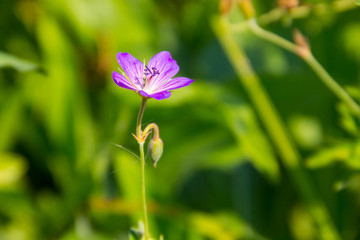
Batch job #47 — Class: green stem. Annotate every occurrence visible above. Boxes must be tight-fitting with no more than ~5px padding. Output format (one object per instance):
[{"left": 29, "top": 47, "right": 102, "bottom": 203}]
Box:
[
  {"left": 139, "top": 141, "right": 149, "bottom": 240},
  {"left": 247, "top": 18, "right": 298, "bottom": 54},
  {"left": 257, "top": 0, "right": 357, "bottom": 26},
  {"left": 213, "top": 15, "right": 340, "bottom": 240},
  {"left": 143, "top": 123, "right": 160, "bottom": 139},
  {"left": 247, "top": 19, "right": 360, "bottom": 116},
  {"left": 136, "top": 97, "right": 148, "bottom": 138},
  {"left": 304, "top": 54, "right": 360, "bottom": 116},
  {"left": 135, "top": 97, "right": 149, "bottom": 239}
]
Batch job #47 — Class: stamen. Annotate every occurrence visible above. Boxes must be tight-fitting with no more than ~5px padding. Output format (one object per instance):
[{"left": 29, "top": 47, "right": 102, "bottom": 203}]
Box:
[
  {"left": 144, "top": 65, "right": 151, "bottom": 76},
  {"left": 134, "top": 77, "right": 141, "bottom": 85},
  {"left": 152, "top": 67, "right": 160, "bottom": 75},
  {"left": 144, "top": 65, "right": 160, "bottom": 77}
]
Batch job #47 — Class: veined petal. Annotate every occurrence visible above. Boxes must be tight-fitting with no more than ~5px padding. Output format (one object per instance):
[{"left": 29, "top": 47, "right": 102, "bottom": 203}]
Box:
[
  {"left": 117, "top": 52, "right": 144, "bottom": 88},
  {"left": 155, "top": 77, "right": 194, "bottom": 92},
  {"left": 113, "top": 71, "right": 137, "bottom": 90},
  {"left": 139, "top": 90, "right": 171, "bottom": 100},
  {"left": 146, "top": 51, "right": 179, "bottom": 90},
  {"left": 149, "top": 91, "right": 172, "bottom": 100}
]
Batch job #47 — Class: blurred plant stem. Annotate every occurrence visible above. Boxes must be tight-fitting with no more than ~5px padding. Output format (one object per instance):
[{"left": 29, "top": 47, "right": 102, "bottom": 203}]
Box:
[
  {"left": 212, "top": 14, "right": 340, "bottom": 240},
  {"left": 246, "top": 19, "right": 360, "bottom": 116},
  {"left": 257, "top": 0, "right": 356, "bottom": 27},
  {"left": 231, "top": 0, "right": 358, "bottom": 38},
  {"left": 136, "top": 97, "right": 149, "bottom": 240}
]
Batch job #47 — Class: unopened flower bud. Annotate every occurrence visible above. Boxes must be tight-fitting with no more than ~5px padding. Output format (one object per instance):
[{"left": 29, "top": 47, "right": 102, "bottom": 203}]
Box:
[
  {"left": 277, "top": 0, "right": 299, "bottom": 10},
  {"left": 147, "top": 137, "right": 163, "bottom": 168},
  {"left": 293, "top": 29, "right": 310, "bottom": 58}
]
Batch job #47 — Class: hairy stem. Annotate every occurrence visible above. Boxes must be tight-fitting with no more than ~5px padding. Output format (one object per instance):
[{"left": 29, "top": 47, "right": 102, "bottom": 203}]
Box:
[
  {"left": 136, "top": 97, "right": 148, "bottom": 138},
  {"left": 139, "top": 141, "right": 149, "bottom": 240},
  {"left": 247, "top": 19, "right": 360, "bottom": 116},
  {"left": 143, "top": 123, "right": 160, "bottom": 139},
  {"left": 136, "top": 97, "right": 149, "bottom": 239}
]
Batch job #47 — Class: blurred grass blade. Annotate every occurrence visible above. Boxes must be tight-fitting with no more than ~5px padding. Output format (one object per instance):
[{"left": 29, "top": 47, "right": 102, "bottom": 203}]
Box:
[
  {"left": 224, "top": 104, "right": 280, "bottom": 183},
  {"left": 0, "top": 51, "right": 38, "bottom": 72}
]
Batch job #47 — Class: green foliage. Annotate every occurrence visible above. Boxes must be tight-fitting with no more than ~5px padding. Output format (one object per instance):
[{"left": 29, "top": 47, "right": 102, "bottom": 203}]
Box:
[
  {"left": 0, "top": 52, "right": 38, "bottom": 72},
  {"left": 1, "top": 0, "right": 360, "bottom": 239}
]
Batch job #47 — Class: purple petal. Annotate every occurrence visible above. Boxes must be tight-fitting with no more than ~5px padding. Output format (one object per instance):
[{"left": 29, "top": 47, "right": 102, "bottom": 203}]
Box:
[
  {"left": 139, "top": 90, "right": 171, "bottom": 100},
  {"left": 117, "top": 52, "right": 144, "bottom": 88},
  {"left": 149, "top": 91, "right": 172, "bottom": 100},
  {"left": 138, "top": 90, "right": 151, "bottom": 98},
  {"left": 113, "top": 71, "right": 137, "bottom": 90},
  {"left": 155, "top": 77, "right": 194, "bottom": 92},
  {"left": 147, "top": 51, "right": 179, "bottom": 89}
]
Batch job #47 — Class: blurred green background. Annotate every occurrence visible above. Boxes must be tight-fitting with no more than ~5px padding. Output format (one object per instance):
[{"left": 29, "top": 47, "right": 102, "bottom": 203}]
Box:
[{"left": 1, "top": 0, "right": 360, "bottom": 239}]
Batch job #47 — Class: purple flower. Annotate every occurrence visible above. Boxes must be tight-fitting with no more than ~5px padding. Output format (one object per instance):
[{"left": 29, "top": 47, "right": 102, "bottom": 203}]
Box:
[{"left": 113, "top": 51, "right": 194, "bottom": 100}]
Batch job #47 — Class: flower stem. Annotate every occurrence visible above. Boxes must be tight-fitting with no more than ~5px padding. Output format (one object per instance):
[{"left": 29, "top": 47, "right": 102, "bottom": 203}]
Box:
[
  {"left": 143, "top": 123, "right": 160, "bottom": 139},
  {"left": 247, "top": 19, "right": 360, "bottom": 116},
  {"left": 136, "top": 97, "right": 148, "bottom": 138},
  {"left": 135, "top": 97, "right": 149, "bottom": 239},
  {"left": 304, "top": 54, "right": 360, "bottom": 116},
  {"left": 139, "top": 141, "right": 149, "bottom": 240}
]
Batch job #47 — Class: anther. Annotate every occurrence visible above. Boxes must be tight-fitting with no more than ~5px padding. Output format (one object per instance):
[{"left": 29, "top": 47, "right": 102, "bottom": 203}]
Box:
[{"left": 144, "top": 65, "right": 160, "bottom": 77}]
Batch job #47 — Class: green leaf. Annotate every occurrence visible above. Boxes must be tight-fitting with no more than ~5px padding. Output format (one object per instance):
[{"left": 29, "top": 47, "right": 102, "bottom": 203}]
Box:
[
  {"left": 337, "top": 103, "right": 359, "bottom": 136},
  {"left": 0, "top": 51, "right": 38, "bottom": 72},
  {"left": 0, "top": 93, "right": 23, "bottom": 150},
  {"left": 129, "top": 221, "right": 144, "bottom": 240},
  {"left": 0, "top": 152, "right": 27, "bottom": 188},
  {"left": 188, "top": 212, "right": 268, "bottom": 240},
  {"left": 129, "top": 229, "right": 140, "bottom": 240},
  {"left": 307, "top": 141, "right": 360, "bottom": 169},
  {"left": 306, "top": 144, "right": 351, "bottom": 168}
]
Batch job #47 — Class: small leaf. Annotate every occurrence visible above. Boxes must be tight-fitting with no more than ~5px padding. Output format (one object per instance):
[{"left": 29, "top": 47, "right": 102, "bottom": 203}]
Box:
[
  {"left": 0, "top": 51, "right": 38, "bottom": 72},
  {"left": 306, "top": 144, "right": 351, "bottom": 168},
  {"left": 337, "top": 103, "right": 359, "bottom": 136}
]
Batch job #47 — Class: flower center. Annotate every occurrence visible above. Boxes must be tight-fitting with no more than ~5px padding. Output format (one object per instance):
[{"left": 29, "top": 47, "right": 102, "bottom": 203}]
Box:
[{"left": 143, "top": 65, "right": 160, "bottom": 91}]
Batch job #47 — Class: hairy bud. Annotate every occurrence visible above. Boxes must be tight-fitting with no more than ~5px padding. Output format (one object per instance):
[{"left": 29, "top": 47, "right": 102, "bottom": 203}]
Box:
[
  {"left": 293, "top": 29, "right": 310, "bottom": 58},
  {"left": 147, "top": 137, "right": 163, "bottom": 168}
]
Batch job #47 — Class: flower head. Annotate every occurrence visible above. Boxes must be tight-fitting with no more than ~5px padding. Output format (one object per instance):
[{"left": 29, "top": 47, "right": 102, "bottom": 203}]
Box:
[{"left": 113, "top": 51, "right": 194, "bottom": 100}]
